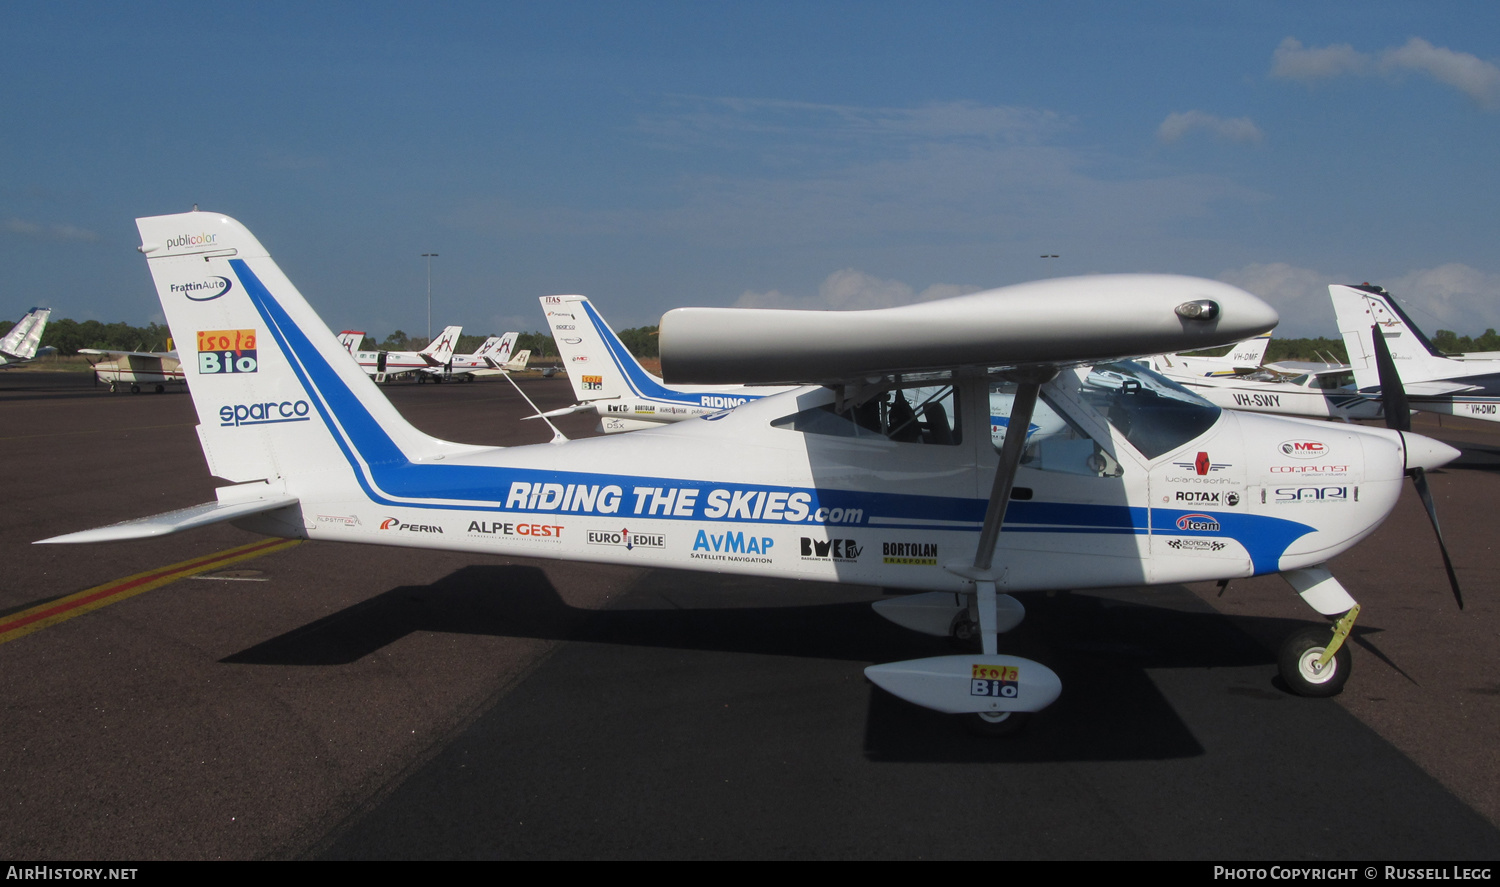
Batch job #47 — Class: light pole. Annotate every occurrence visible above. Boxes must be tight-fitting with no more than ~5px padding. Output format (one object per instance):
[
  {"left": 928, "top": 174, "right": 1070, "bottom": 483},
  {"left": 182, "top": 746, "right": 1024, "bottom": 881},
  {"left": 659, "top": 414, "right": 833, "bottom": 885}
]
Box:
[{"left": 421, "top": 253, "right": 439, "bottom": 344}]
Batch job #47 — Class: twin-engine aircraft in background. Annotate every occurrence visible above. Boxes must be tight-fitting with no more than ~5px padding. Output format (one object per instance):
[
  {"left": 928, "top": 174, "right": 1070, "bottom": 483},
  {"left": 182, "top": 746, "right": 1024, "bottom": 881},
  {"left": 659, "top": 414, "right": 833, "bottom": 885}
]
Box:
[
  {"left": 0, "top": 307, "right": 53, "bottom": 368},
  {"left": 537, "top": 294, "right": 796, "bottom": 433},
  {"left": 338, "top": 331, "right": 531, "bottom": 382},
  {"left": 335, "top": 325, "right": 463, "bottom": 383},
  {"left": 1333, "top": 283, "right": 1500, "bottom": 423},
  {"left": 440, "top": 332, "right": 533, "bottom": 380},
  {"left": 40, "top": 210, "right": 1466, "bottom": 735}
]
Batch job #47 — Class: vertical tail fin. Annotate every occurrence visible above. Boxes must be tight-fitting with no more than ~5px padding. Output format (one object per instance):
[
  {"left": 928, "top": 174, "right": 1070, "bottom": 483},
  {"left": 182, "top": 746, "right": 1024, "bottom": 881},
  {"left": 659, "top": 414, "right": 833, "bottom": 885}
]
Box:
[
  {"left": 1224, "top": 333, "right": 1271, "bottom": 370},
  {"left": 137, "top": 211, "right": 460, "bottom": 486},
  {"left": 420, "top": 325, "right": 463, "bottom": 364},
  {"left": 1330, "top": 284, "right": 1463, "bottom": 388},
  {"left": 336, "top": 330, "right": 364, "bottom": 356},
  {"left": 0, "top": 307, "right": 51, "bottom": 360},
  {"left": 542, "top": 294, "right": 660, "bottom": 403},
  {"left": 476, "top": 332, "right": 519, "bottom": 366}
]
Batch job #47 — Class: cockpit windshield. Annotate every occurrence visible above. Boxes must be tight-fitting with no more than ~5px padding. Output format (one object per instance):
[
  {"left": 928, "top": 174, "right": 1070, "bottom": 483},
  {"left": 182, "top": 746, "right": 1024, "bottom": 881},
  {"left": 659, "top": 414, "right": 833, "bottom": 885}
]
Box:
[{"left": 1078, "top": 361, "right": 1221, "bottom": 459}]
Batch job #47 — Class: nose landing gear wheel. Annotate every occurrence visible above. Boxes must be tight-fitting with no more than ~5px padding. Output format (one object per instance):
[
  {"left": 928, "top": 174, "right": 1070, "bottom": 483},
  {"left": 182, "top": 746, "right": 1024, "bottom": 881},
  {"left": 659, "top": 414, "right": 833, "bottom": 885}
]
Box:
[
  {"left": 962, "top": 710, "right": 1031, "bottom": 737},
  {"left": 1278, "top": 626, "right": 1351, "bottom": 697}
]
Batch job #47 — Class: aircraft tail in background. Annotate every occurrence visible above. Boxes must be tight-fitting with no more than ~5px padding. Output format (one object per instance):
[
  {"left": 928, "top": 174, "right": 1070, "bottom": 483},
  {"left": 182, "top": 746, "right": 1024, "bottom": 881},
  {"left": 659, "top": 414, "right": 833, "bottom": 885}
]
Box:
[
  {"left": 419, "top": 325, "right": 463, "bottom": 365},
  {"left": 475, "top": 332, "right": 520, "bottom": 367},
  {"left": 543, "top": 294, "right": 642, "bottom": 403},
  {"left": 1330, "top": 284, "right": 1474, "bottom": 389},
  {"left": 0, "top": 307, "right": 52, "bottom": 364},
  {"left": 336, "top": 330, "right": 363, "bottom": 357},
  {"left": 1150, "top": 333, "right": 1270, "bottom": 377}
]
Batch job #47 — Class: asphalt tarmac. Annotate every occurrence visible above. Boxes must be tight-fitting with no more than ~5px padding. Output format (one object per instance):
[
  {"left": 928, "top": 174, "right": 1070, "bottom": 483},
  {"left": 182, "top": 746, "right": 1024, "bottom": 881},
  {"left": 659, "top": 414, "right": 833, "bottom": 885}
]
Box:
[{"left": 1, "top": 371, "right": 1496, "bottom": 860}]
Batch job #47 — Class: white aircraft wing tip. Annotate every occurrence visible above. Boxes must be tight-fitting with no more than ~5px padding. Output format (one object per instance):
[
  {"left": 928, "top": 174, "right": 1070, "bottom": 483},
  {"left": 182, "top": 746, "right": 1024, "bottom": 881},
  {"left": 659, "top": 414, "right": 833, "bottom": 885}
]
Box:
[{"left": 35, "top": 495, "right": 300, "bottom": 544}]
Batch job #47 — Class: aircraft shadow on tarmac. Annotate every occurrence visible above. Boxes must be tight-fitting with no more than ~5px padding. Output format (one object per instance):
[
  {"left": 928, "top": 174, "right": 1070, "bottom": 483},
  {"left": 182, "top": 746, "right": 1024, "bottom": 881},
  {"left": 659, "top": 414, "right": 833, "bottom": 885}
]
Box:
[{"left": 220, "top": 564, "right": 1392, "bottom": 763}]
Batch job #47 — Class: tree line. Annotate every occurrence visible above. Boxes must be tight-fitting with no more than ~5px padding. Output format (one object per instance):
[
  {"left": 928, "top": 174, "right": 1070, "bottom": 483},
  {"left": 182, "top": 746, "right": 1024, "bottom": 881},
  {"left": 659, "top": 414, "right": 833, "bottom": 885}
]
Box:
[
  {"left": 0, "top": 317, "right": 665, "bottom": 360},
  {"left": 6, "top": 316, "right": 1492, "bottom": 364}
]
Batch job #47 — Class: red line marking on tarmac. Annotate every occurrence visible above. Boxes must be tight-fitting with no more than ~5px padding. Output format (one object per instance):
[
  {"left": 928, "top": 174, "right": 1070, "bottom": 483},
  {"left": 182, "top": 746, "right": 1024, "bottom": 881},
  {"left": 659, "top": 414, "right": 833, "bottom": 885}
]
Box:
[{"left": 0, "top": 537, "right": 300, "bottom": 643}]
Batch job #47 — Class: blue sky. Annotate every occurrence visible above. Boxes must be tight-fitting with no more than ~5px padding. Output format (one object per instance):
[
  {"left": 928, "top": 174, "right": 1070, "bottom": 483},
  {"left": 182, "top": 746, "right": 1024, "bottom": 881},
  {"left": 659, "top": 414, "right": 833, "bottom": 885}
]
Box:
[{"left": 3, "top": 1, "right": 1499, "bottom": 340}]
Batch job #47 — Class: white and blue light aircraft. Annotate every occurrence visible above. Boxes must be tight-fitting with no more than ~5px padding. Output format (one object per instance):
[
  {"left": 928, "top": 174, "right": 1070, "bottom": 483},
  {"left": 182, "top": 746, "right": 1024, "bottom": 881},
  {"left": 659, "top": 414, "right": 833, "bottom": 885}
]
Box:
[
  {"left": 39, "top": 211, "right": 1465, "bottom": 734},
  {"left": 540, "top": 294, "right": 796, "bottom": 432}
]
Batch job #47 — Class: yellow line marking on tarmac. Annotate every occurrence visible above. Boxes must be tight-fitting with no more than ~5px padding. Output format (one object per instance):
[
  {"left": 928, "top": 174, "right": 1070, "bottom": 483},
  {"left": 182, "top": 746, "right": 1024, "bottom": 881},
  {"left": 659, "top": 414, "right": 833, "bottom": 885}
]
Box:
[{"left": 0, "top": 538, "right": 301, "bottom": 645}]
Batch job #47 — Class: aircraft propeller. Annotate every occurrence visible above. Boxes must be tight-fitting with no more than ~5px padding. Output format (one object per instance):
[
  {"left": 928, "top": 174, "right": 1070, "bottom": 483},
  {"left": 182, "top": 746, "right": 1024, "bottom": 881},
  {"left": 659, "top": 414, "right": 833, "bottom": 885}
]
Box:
[{"left": 1370, "top": 324, "right": 1464, "bottom": 608}]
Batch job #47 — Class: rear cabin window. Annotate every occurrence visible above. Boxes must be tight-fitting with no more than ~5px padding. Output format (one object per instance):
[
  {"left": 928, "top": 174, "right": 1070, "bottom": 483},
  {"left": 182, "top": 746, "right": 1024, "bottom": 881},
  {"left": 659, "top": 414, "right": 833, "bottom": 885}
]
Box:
[{"left": 771, "top": 383, "right": 962, "bottom": 446}]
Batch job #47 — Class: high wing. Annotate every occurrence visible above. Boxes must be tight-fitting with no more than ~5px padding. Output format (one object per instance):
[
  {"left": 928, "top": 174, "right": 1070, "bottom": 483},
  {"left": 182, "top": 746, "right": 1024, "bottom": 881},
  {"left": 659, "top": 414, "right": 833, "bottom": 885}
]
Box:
[
  {"left": 1332, "top": 283, "right": 1500, "bottom": 422},
  {"left": 0, "top": 307, "right": 52, "bottom": 368},
  {"left": 659, "top": 279, "right": 1275, "bottom": 385}
]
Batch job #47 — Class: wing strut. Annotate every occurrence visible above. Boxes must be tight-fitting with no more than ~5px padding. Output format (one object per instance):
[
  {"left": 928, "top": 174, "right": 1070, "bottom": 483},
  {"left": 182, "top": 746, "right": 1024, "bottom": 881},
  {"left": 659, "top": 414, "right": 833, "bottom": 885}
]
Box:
[{"left": 951, "top": 367, "right": 1056, "bottom": 655}]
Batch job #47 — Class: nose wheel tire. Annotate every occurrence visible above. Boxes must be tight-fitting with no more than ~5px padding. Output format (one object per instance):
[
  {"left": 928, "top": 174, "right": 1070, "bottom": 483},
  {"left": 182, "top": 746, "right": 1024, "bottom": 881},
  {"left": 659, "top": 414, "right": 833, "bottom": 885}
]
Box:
[
  {"left": 962, "top": 710, "right": 1031, "bottom": 737},
  {"left": 1278, "top": 626, "right": 1351, "bottom": 698}
]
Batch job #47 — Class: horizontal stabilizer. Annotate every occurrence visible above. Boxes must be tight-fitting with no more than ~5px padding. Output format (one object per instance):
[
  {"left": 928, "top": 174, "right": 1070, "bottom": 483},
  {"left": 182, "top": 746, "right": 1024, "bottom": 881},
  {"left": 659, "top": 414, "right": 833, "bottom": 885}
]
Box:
[
  {"left": 660, "top": 275, "right": 1277, "bottom": 385},
  {"left": 525, "top": 402, "right": 598, "bottom": 420},
  {"left": 36, "top": 494, "right": 298, "bottom": 544}
]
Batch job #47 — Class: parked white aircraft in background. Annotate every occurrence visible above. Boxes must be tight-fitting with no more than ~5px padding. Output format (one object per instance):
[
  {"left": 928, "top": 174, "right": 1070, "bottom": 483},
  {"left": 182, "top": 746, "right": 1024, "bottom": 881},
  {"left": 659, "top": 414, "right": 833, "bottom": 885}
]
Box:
[
  {"left": 1156, "top": 363, "right": 1383, "bottom": 422},
  {"left": 428, "top": 332, "right": 531, "bottom": 381},
  {"left": 41, "top": 210, "right": 1468, "bottom": 736},
  {"left": 1144, "top": 333, "right": 1381, "bottom": 422},
  {"left": 335, "top": 326, "right": 463, "bottom": 383},
  {"left": 1332, "top": 283, "right": 1500, "bottom": 423},
  {"left": 1147, "top": 334, "right": 1270, "bottom": 378},
  {"left": 538, "top": 294, "right": 796, "bottom": 432},
  {"left": 0, "top": 308, "right": 53, "bottom": 368},
  {"left": 81, "top": 339, "right": 185, "bottom": 393}
]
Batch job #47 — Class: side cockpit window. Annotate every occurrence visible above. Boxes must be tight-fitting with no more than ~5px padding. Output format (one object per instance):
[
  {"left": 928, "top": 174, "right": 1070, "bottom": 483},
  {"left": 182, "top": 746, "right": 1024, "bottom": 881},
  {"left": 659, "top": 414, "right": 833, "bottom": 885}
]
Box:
[
  {"left": 772, "top": 382, "right": 962, "bottom": 446},
  {"left": 1078, "top": 362, "right": 1221, "bottom": 460},
  {"left": 991, "top": 381, "right": 1122, "bottom": 477}
]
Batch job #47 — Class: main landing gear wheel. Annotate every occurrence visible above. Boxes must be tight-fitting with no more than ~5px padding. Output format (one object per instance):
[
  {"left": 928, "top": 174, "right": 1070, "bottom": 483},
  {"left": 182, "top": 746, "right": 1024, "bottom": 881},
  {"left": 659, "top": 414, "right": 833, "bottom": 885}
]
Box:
[
  {"left": 962, "top": 711, "right": 1031, "bottom": 737},
  {"left": 1278, "top": 626, "right": 1351, "bottom": 698},
  {"left": 950, "top": 613, "right": 977, "bottom": 646}
]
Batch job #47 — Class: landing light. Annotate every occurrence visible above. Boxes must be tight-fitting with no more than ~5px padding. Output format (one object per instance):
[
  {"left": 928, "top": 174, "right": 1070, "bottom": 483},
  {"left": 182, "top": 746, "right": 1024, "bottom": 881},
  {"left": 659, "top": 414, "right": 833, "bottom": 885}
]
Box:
[{"left": 1175, "top": 300, "right": 1220, "bottom": 321}]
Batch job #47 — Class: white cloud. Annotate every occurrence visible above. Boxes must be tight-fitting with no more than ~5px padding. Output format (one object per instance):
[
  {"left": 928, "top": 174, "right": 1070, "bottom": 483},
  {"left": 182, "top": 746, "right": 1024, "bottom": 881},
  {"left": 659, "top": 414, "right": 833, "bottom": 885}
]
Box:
[
  {"left": 1157, "top": 111, "right": 1264, "bottom": 144},
  {"left": 1270, "top": 37, "right": 1370, "bottom": 81},
  {"left": 1384, "top": 263, "right": 1500, "bottom": 332},
  {"left": 1216, "top": 262, "right": 1349, "bottom": 338},
  {"left": 1217, "top": 261, "right": 1500, "bottom": 339},
  {"left": 4, "top": 217, "right": 99, "bottom": 242},
  {"left": 1271, "top": 36, "right": 1500, "bottom": 110},
  {"left": 1381, "top": 38, "right": 1500, "bottom": 110},
  {"left": 734, "top": 269, "right": 981, "bottom": 310}
]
